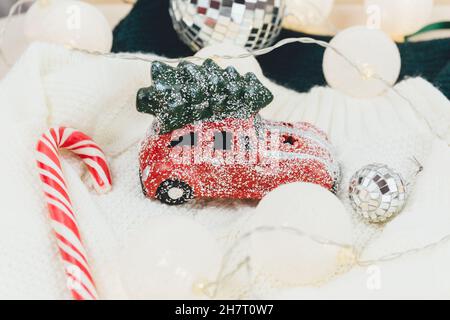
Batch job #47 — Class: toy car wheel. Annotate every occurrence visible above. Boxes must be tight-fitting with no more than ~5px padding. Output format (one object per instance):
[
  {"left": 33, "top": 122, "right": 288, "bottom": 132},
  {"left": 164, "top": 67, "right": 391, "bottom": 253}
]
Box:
[{"left": 156, "top": 179, "right": 194, "bottom": 205}]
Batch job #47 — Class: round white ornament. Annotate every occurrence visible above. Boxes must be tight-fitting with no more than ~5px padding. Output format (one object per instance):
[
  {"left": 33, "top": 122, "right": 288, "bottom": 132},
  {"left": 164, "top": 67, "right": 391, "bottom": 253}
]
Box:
[
  {"left": 195, "top": 43, "right": 263, "bottom": 77},
  {"left": 24, "top": 0, "right": 113, "bottom": 53},
  {"left": 364, "top": 0, "right": 434, "bottom": 38},
  {"left": 323, "top": 26, "right": 401, "bottom": 99},
  {"left": 120, "top": 216, "right": 222, "bottom": 299},
  {"left": 248, "top": 183, "right": 354, "bottom": 287},
  {"left": 287, "top": 0, "right": 335, "bottom": 27}
]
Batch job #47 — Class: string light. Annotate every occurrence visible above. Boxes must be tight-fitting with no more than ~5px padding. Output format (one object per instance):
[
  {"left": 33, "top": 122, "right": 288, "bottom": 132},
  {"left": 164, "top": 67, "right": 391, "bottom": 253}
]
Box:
[
  {"left": 364, "top": 0, "right": 435, "bottom": 40},
  {"left": 207, "top": 224, "right": 450, "bottom": 298},
  {"left": 284, "top": 0, "right": 338, "bottom": 34},
  {"left": 323, "top": 26, "right": 402, "bottom": 98},
  {"left": 0, "top": 0, "right": 449, "bottom": 298},
  {"left": 119, "top": 216, "right": 222, "bottom": 299},
  {"left": 24, "top": 0, "right": 113, "bottom": 53},
  {"left": 0, "top": 0, "right": 34, "bottom": 66}
]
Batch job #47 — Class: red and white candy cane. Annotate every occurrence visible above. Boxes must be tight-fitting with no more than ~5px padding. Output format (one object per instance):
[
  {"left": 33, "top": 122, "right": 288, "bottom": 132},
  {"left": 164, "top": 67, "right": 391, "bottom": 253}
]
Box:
[{"left": 36, "top": 127, "right": 112, "bottom": 300}]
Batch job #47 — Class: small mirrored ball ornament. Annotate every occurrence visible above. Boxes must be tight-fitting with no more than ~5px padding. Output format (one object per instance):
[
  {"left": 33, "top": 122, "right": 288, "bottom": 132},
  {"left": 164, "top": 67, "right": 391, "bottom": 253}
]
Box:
[
  {"left": 348, "top": 164, "right": 407, "bottom": 223},
  {"left": 169, "top": 0, "right": 286, "bottom": 52}
]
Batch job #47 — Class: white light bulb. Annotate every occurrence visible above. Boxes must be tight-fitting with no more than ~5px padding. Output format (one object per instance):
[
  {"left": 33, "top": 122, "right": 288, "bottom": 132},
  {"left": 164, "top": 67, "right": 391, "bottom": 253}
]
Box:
[
  {"left": 248, "top": 183, "right": 354, "bottom": 287},
  {"left": 364, "top": 0, "right": 434, "bottom": 38},
  {"left": 286, "top": 0, "right": 335, "bottom": 27},
  {"left": 24, "top": 0, "right": 113, "bottom": 53},
  {"left": 322, "top": 26, "right": 401, "bottom": 99},
  {"left": 37, "top": 0, "right": 51, "bottom": 6},
  {"left": 119, "top": 216, "right": 222, "bottom": 299}
]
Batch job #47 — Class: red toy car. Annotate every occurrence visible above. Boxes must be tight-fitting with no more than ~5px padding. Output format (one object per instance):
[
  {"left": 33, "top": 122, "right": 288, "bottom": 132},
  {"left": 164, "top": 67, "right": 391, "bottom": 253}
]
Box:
[{"left": 139, "top": 115, "right": 340, "bottom": 205}]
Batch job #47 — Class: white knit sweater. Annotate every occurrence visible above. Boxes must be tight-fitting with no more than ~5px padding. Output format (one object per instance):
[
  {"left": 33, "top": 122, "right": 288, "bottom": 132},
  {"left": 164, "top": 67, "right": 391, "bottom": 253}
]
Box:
[{"left": 1, "top": 43, "right": 450, "bottom": 299}]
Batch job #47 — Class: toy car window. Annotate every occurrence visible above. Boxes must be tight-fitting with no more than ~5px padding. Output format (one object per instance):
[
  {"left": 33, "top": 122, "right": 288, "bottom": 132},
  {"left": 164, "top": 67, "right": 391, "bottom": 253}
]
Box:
[
  {"left": 170, "top": 132, "right": 197, "bottom": 147},
  {"left": 214, "top": 131, "right": 232, "bottom": 150},
  {"left": 253, "top": 115, "right": 263, "bottom": 138},
  {"left": 241, "top": 135, "right": 251, "bottom": 151},
  {"left": 282, "top": 134, "right": 300, "bottom": 146}
]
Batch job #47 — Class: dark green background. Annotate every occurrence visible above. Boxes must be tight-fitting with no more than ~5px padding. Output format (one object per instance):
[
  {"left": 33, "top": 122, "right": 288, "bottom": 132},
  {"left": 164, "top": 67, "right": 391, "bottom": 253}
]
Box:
[{"left": 112, "top": 0, "right": 450, "bottom": 99}]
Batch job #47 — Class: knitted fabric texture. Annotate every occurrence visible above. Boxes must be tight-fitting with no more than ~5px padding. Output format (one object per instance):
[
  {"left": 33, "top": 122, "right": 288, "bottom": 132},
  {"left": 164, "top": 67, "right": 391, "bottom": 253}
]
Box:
[
  {"left": 1, "top": 43, "right": 450, "bottom": 299},
  {"left": 112, "top": 0, "right": 450, "bottom": 99}
]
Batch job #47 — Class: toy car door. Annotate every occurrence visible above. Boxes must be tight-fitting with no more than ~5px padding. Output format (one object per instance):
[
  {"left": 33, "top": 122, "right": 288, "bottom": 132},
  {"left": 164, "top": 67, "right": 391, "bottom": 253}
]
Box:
[{"left": 195, "top": 126, "right": 237, "bottom": 198}]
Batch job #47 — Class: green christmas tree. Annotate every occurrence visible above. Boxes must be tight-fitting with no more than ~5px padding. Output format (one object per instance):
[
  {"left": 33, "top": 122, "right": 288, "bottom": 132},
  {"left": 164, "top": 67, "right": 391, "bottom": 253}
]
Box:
[{"left": 136, "top": 59, "right": 274, "bottom": 134}]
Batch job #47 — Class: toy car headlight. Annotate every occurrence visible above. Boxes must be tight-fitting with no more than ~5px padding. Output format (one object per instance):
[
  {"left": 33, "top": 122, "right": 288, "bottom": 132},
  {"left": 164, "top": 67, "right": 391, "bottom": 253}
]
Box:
[{"left": 141, "top": 165, "right": 151, "bottom": 182}]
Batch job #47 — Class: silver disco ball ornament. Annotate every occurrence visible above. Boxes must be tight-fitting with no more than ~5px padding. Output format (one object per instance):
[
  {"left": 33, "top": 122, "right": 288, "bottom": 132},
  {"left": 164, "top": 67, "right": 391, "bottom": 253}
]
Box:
[
  {"left": 169, "top": 0, "right": 286, "bottom": 52},
  {"left": 348, "top": 164, "right": 408, "bottom": 223}
]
